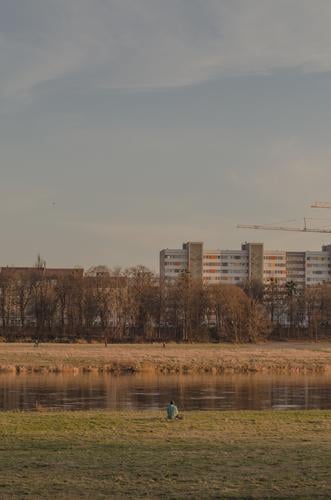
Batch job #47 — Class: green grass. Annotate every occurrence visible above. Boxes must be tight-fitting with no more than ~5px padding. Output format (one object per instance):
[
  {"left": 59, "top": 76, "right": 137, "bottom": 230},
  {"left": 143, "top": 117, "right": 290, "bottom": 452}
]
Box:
[{"left": 0, "top": 411, "right": 331, "bottom": 498}]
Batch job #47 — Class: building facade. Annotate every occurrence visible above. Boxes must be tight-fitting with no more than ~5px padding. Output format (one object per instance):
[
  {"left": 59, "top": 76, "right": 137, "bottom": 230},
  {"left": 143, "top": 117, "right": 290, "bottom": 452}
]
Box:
[{"left": 160, "top": 242, "right": 331, "bottom": 287}]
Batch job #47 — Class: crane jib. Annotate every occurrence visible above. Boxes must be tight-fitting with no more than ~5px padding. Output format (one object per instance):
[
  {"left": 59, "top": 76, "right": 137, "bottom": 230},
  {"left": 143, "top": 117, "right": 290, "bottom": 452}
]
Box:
[
  {"left": 237, "top": 224, "right": 331, "bottom": 234},
  {"left": 238, "top": 201, "right": 331, "bottom": 234}
]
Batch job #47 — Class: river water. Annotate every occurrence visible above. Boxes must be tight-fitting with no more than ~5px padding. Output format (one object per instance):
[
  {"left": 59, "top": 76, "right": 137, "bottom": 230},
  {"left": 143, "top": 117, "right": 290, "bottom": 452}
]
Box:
[{"left": 1, "top": 372, "right": 331, "bottom": 411}]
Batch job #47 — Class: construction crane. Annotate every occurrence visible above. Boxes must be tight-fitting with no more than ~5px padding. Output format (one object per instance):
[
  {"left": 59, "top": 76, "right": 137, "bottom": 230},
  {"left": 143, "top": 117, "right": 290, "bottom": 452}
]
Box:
[
  {"left": 311, "top": 202, "right": 331, "bottom": 209},
  {"left": 237, "top": 218, "right": 331, "bottom": 234}
]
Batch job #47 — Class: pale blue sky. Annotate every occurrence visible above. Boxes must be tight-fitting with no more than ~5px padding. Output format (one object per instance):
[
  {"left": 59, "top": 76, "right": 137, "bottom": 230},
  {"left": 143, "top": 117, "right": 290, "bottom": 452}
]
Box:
[{"left": 1, "top": 0, "right": 331, "bottom": 270}]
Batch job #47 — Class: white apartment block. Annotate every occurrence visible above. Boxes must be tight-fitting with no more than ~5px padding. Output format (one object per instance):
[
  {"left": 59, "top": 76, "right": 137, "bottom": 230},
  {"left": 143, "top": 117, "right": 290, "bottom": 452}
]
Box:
[
  {"left": 203, "top": 251, "right": 222, "bottom": 284},
  {"left": 218, "top": 249, "right": 249, "bottom": 285},
  {"left": 263, "top": 251, "right": 287, "bottom": 284},
  {"left": 160, "top": 248, "right": 189, "bottom": 278},
  {"left": 160, "top": 242, "right": 331, "bottom": 287},
  {"left": 305, "top": 251, "right": 331, "bottom": 285},
  {"left": 160, "top": 243, "right": 256, "bottom": 284},
  {"left": 286, "top": 252, "right": 306, "bottom": 287}
]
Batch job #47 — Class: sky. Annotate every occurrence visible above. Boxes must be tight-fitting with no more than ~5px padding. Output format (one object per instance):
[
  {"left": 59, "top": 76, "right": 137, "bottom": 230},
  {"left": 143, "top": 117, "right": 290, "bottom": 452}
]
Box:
[{"left": 1, "top": 0, "right": 331, "bottom": 271}]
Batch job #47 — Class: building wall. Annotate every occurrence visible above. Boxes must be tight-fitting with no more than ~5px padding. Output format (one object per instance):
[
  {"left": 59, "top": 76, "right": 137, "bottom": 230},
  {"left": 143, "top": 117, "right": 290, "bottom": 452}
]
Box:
[
  {"left": 160, "top": 248, "right": 188, "bottom": 280},
  {"left": 305, "top": 251, "right": 331, "bottom": 285},
  {"left": 203, "top": 251, "right": 221, "bottom": 284},
  {"left": 160, "top": 241, "right": 331, "bottom": 287},
  {"left": 184, "top": 242, "right": 203, "bottom": 280},
  {"left": 160, "top": 244, "right": 250, "bottom": 284},
  {"left": 242, "top": 242, "right": 264, "bottom": 283},
  {"left": 263, "top": 250, "right": 287, "bottom": 284},
  {"left": 286, "top": 252, "right": 306, "bottom": 287},
  {"left": 219, "top": 249, "right": 249, "bottom": 284}
]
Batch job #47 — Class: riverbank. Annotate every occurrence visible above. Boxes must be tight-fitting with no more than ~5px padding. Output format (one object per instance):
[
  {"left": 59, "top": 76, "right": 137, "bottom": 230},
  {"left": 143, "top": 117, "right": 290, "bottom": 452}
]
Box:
[
  {"left": 1, "top": 342, "right": 331, "bottom": 374},
  {"left": 0, "top": 410, "right": 330, "bottom": 498}
]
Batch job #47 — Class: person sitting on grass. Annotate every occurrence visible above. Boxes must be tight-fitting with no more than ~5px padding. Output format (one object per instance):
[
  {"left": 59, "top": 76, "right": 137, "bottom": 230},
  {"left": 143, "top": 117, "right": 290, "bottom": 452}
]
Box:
[{"left": 167, "top": 400, "right": 182, "bottom": 420}]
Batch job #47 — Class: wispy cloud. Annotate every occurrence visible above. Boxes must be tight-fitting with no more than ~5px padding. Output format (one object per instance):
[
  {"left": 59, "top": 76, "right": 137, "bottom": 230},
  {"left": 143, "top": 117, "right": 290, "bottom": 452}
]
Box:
[{"left": 2, "top": 0, "right": 331, "bottom": 101}]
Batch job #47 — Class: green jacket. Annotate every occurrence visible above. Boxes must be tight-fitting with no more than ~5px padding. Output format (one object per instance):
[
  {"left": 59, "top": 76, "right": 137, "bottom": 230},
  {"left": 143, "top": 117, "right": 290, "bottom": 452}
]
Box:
[{"left": 167, "top": 404, "right": 179, "bottom": 419}]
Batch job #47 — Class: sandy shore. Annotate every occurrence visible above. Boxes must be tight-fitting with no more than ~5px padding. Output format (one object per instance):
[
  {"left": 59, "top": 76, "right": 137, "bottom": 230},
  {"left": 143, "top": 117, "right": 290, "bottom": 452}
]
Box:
[{"left": 0, "top": 342, "right": 331, "bottom": 374}]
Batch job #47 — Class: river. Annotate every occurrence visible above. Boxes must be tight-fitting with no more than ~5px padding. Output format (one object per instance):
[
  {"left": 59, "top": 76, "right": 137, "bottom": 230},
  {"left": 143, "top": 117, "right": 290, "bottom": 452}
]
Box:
[{"left": 1, "top": 372, "right": 331, "bottom": 411}]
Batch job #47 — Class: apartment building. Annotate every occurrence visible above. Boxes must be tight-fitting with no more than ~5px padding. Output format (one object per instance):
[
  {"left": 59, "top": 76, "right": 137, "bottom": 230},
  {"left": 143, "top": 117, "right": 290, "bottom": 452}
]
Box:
[
  {"left": 161, "top": 242, "right": 249, "bottom": 284},
  {"left": 263, "top": 250, "right": 287, "bottom": 285},
  {"left": 204, "top": 249, "right": 248, "bottom": 285},
  {"left": 159, "top": 247, "right": 189, "bottom": 280},
  {"left": 305, "top": 251, "right": 331, "bottom": 285},
  {"left": 160, "top": 242, "right": 331, "bottom": 287},
  {"left": 286, "top": 252, "right": 306, "bottom": 287},
  {"left": 203, "top": 250, "right": 222, "bottom": 284},
  {"left": 218, "top": 249, "right": 249, "bottom": 284}
]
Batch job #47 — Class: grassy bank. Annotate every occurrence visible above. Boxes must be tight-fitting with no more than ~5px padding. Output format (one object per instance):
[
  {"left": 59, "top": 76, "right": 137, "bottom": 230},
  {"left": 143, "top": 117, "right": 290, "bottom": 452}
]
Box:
[
  {"left": 0, "top": 410, "right": 330, "bottom": 498},
  {"left": 1, "top": 342, "right": 331, "bottom": 374}
]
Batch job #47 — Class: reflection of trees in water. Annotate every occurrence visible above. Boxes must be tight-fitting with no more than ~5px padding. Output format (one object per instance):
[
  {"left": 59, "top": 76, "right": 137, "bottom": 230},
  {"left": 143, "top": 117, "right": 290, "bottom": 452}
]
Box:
[{"left": 1, "top": 373, "right": 331, "bottom": 411}]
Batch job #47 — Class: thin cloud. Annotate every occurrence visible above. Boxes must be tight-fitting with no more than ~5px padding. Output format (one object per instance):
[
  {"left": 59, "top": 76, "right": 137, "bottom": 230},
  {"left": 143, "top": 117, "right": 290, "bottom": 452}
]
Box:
[{"left": 1, "top": 0, "right": 331, "bottom": 101}]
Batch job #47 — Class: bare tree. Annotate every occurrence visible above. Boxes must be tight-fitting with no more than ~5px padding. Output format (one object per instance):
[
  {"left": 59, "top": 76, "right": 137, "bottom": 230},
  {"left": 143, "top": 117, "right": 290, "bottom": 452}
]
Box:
[
  {"left": 305, "top": 286, "right": 323, "bottom": 342},
  {"left": 14, "top": 271, "right": 34, "bottom": 329},
  {"left": 125, "top": 266, "right": 159, "bottom": 340},
  {"left": 0, "top": 273, "right": 15, "bottom": 331},
  {"left": 31, "top": 271, "right": 57, "bottom": 338}
]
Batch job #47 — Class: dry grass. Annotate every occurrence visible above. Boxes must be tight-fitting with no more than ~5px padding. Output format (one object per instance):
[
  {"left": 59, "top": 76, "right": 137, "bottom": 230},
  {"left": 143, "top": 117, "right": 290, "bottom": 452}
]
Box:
[
  {"left": 1, "top": 342, "right": 331, "bottom": 374},
  {"left": 0, "top": 410, "right": 331, "bottom": 498}
]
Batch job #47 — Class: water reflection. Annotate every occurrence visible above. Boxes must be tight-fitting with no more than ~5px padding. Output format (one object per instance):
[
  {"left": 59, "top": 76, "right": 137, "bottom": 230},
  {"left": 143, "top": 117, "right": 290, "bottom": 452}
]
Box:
[{"left": 1, "top": 373, "right": 331, "bottom": 411}]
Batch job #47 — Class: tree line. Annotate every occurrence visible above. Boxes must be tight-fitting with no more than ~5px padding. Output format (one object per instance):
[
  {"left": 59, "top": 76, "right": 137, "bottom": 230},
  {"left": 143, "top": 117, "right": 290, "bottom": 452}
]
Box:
[{"left": 1, "top": 263, "right": 331, "bottom": 343}]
